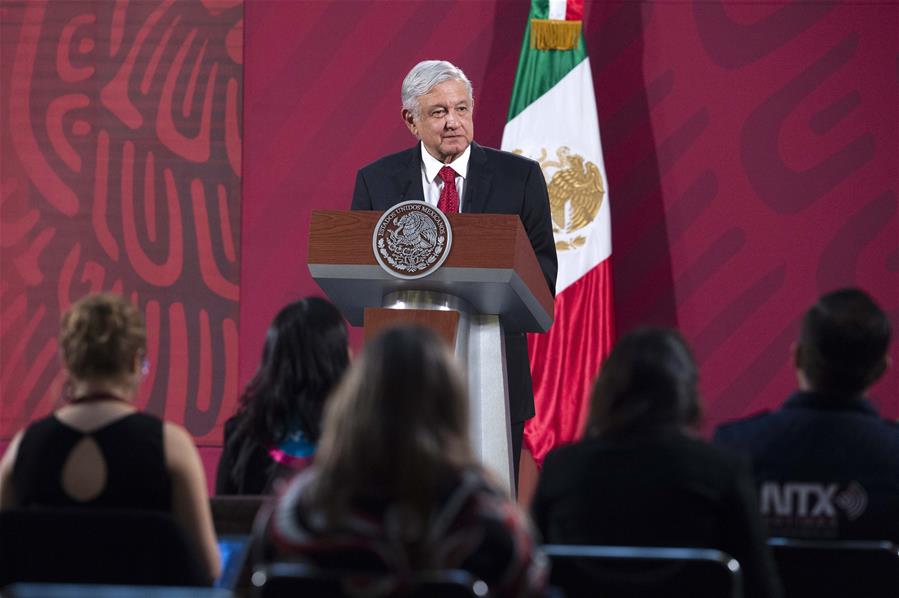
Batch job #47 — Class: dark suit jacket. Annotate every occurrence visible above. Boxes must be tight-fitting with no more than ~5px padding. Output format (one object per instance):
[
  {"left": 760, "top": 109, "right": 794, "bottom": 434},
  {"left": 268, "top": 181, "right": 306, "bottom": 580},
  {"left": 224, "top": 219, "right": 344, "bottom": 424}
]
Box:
[
  {"left": 351, "top": 142, "right": 558, "bottom": 422},
  {"left": 714, "top": 391, "right": 899, "bottom": 542},
  {"left": 532, "top": 429, "right": 783, "bottom": 598}
]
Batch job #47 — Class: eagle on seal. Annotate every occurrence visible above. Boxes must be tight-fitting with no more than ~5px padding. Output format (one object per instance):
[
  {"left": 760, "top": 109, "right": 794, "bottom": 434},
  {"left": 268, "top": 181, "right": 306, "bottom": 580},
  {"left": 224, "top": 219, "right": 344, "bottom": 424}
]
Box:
[{"left": 390, "top": 212, "right": 438, "bottom": 250}]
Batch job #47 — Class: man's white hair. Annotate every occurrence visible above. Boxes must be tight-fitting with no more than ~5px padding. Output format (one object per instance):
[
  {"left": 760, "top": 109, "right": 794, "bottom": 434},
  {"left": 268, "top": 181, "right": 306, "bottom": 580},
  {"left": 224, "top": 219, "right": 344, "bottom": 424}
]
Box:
[{"left": 401, "top": 60, "right": 473, "bottom": 119}]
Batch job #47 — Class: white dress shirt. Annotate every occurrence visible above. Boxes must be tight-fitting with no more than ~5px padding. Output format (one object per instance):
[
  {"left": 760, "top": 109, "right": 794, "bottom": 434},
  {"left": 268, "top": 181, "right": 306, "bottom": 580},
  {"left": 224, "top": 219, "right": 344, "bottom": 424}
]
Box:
[{"left": 420, "top": 143, "right": 470, "bottom": 212}]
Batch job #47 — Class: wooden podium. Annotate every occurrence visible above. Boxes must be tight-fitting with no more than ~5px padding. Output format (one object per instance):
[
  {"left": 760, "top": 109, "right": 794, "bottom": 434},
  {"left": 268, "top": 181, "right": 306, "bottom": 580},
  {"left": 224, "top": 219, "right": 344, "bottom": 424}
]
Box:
[{"left": 307, "top": 210, "right": 554, "bottom": 494}]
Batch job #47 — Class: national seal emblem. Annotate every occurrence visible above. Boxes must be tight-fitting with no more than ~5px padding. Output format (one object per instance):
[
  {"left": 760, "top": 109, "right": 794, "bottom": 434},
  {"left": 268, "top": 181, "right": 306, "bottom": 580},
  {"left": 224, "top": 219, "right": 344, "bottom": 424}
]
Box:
[{"left": 372, "top": 201, "right": 452, "bottom": 280}]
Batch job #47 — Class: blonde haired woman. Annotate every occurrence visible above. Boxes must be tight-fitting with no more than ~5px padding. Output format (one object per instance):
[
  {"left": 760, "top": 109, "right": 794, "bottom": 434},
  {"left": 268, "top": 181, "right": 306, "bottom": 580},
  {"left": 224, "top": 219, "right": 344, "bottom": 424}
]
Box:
[{"left": 0, "top": 293, "right": 220, "bottom": 581}]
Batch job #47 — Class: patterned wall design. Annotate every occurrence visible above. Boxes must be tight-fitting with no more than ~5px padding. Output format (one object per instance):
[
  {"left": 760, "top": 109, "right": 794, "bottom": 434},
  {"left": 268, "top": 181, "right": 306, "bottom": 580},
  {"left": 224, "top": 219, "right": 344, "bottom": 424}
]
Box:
[
  {"left": 241, "top": 0, "right": 896, "bottom": 432},
  {"left": 1, "top": 0, "right": 895, "bottom": 450},
  {"left": 0, "top": 0, "right": 243, "bottom": 444}
]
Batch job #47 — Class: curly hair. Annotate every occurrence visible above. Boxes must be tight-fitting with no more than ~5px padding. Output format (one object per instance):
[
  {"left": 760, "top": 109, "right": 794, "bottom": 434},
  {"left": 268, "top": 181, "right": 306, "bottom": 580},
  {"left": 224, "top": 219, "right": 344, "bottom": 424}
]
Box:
[{"left": 59, "top": 293, "right": 146, "bottom": 381}]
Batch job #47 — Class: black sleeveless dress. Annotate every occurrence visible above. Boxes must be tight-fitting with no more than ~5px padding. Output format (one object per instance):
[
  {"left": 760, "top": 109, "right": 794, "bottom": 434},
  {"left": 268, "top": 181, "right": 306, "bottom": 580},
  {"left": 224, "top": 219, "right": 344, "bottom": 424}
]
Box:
[{"left": 12, "top": 412, "right": 171, "bottom": 510}]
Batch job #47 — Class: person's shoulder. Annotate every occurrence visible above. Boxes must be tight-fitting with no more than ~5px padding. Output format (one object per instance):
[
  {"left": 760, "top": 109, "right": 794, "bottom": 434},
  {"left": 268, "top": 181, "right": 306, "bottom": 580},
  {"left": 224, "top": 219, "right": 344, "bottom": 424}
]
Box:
[
  {"left": 162, "top": 421, "right": 204, "bottom": 469},
  {"left": 543, "top": 438, "right": 591, "bottom": 465},
  {"left": 17, "top": 414, "right": 57, "bottom": 437},
  {"left": 539, "top": 438, "right": 600, "bottom": 483},
  {"left": 276, "top": 465, "right": 318, "bottom": 505},
  {"left": 675, "top": 433, "right": 747, "bottom": 469},
  {"left": 658, "top": 435, "right": 754, "bottom": 495},
  {"left": 163, "top": 420, "right": 194, "bottom": 445},
  {"left": 221, "top": 412, "right": 244, "bottom": 438},
  {"left": 857, "top": 397, "right": 899, "bottom": 431},
  {"left": 268, "top": 467, "right": 320, "bottom": 543},
  {"left": 713, "top": 409, "right": 775, "bottom": 443},
  {"left": 867, "top": 410, "right": 899, "bottom": 442},
  {"left": 357, "top": 146, "right": 417, "bottom": 174},
  {"left": 715, "top": 409, "right": 774, "bottom": 431},
  {"left": 131, "top": 410, "right": 166, "bottom": 426}
]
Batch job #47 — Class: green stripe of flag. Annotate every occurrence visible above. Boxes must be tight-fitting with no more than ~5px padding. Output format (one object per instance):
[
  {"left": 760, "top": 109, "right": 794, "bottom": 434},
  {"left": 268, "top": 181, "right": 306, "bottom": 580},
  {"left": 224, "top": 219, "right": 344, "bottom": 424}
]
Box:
[{"left": 506, "top": 1, "right": 588, "bottom": 122}]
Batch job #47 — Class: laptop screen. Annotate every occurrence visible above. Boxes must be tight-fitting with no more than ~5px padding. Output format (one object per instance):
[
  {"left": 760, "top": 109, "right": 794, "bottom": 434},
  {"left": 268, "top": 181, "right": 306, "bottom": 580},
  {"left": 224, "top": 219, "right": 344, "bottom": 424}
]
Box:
[{"left": 214, "top": 534, "right": 251, "bottom": 589}]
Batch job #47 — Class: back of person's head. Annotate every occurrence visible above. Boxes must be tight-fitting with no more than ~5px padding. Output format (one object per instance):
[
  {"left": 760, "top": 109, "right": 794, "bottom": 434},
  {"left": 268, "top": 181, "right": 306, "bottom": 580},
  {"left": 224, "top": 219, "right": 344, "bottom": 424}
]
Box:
[
  {"left": 586, "top": 327, "right": 700, "bottom": 439},
  {"left": 59, "top": 293, "right": 146, "bottom": 383},
  {"left": 238, "top": 297, "right": 349, "bottom": 446},
  {"left": 797, "top": 288, "right": 891, "bottom": 395},
  {"left": 312, "top": 325, "right": 474, "bottom": 523}
]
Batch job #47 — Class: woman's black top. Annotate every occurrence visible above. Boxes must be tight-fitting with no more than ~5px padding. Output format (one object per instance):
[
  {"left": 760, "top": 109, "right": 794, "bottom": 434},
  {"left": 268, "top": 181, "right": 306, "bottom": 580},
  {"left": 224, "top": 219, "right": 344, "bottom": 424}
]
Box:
[{"left": 12, "top": 412, "right": 171, "bottom": 510}]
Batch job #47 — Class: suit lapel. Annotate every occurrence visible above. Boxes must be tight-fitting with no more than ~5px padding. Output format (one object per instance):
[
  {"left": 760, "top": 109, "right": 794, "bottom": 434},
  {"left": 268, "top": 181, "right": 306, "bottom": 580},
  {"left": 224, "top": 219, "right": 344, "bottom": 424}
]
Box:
[
  {"left": 462, "top": 142, "right": 492, "bottom": 214},
  {"left": 392, "top": 144, "right": 425, "bottom": 205}
]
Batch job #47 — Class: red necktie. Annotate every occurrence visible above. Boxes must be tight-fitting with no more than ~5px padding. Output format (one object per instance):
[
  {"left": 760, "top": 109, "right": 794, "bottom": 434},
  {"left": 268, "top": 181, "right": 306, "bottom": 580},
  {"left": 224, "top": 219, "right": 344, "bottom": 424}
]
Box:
[{"left": 437, "top": 166, "right": 459, "bottom": 214}]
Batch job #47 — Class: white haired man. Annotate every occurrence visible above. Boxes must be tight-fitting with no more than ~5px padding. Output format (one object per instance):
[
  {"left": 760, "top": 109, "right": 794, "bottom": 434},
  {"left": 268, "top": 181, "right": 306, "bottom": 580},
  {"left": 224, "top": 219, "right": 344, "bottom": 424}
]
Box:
[{"left": 351, "top": 60, "right": 558, "bottom": 484}]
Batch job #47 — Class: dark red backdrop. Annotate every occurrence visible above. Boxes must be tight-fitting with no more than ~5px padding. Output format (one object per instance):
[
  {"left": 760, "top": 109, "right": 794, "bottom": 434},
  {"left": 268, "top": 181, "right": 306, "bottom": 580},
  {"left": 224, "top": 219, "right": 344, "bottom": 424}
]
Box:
[
  {"left": 0, "top": 0, "right": 242, "bottom": 445},
  {"left": 1, "top": 0, "right": 896, "bottom": 465},
  {"left": 240, "top": 0, "right": 898, "bottom": 433}
]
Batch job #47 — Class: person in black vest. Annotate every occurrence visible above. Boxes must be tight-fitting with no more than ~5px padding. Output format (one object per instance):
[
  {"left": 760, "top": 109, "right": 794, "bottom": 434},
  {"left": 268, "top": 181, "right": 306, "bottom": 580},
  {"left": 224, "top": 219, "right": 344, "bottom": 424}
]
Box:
[
  {"left": 532, "top": 328, "right": 782, "bottom": 598},
  {"left": 714, "top": 288, "right": 899, "bottom": 541}
]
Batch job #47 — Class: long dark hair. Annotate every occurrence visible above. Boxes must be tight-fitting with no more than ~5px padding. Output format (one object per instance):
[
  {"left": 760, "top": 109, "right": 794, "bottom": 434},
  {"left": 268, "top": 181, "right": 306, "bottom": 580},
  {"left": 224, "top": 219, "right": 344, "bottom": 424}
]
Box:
[
  {"left": 586, "top": 327, "right": 701, "bottom": 439},
  {"left": 310, "top": 325, "right": 476, "bottom": 528},
  {"left": 228, "top": 297, "right": 348, "bottom": 486}
]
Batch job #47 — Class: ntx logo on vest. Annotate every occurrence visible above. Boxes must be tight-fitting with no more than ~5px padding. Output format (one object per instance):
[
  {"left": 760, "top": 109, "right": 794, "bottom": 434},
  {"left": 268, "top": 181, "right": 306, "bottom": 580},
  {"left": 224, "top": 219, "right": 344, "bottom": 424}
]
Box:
[{"left": 760, "top": 480, "right": 868, "bottom": 536}]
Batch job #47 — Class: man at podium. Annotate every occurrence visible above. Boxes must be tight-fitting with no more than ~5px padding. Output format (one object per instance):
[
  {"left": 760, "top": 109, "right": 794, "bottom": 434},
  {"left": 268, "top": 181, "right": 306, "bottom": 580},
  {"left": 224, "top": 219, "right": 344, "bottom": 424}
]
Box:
[{"left": 350, "top": 60, "right": 557, "bottom": 481}]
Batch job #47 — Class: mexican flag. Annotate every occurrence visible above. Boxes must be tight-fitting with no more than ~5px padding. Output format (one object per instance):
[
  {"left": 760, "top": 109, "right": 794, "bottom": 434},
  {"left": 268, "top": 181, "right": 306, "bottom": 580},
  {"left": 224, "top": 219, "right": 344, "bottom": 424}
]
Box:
[{"left": 501, "top": 0, "right": 615, "bottom": 465}]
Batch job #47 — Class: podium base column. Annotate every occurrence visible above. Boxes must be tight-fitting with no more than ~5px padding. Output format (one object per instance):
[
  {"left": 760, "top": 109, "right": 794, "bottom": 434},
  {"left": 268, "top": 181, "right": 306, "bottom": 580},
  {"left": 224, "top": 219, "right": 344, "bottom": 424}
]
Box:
[
  {"left": 372, "top": 291, "right": 514, "bottom": 496},
  {"left": 463, "top": 314, "right": 514, "bottom": 495}
]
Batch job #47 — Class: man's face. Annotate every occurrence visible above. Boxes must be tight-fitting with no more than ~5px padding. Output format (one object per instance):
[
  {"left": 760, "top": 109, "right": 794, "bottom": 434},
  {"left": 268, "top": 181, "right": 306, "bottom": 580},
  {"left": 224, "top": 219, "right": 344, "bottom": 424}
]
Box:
[{"left": 403, "top": 79, "right": 474, "bottom": 164}]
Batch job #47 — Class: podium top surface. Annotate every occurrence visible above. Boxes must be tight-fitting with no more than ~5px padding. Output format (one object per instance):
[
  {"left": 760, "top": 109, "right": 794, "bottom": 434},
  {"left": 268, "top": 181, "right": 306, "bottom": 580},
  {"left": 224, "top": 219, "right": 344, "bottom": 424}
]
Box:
[{"left": 307, "top": 210, "right": 554, "bottom": 333}]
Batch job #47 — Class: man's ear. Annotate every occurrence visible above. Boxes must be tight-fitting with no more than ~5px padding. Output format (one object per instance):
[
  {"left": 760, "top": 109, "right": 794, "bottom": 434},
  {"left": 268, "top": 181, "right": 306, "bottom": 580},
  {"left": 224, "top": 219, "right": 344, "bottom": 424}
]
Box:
[
  {"left": 866, "top": 355, "right": 890, "bottom": 387},
  {"left": 402, "top": 108, "right": 418, "bottom": 137},
  {"left": 792, "top": 342, "right": 811, "bottom": 390}
]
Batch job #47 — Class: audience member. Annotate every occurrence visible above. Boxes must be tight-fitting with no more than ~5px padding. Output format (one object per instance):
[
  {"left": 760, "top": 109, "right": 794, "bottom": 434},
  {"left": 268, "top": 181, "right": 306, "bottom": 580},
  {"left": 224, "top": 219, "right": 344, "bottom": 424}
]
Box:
[
  {"left": 715, "top": 288, "right": 899, "bottom": 541},
  {"left": 261, "top": 326, "right": 547, "bottom": 597},
  {"left": 0, "top": 293, "right": 220, "bottom": 580},
  {"left": 532, "top": 328, "right": 782, "bottom": 598},
  {"left": 216, "top": 298, "right": 349, "bottom": 495}
]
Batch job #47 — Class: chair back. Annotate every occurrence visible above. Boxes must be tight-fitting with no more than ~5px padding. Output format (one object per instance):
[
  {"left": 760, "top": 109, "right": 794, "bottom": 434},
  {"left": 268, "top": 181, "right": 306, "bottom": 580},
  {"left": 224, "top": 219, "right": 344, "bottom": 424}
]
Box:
[
  {"left": 768, "top": 537, "right": 899, "bottom": 598},
  {"left": 250, "top": 562, "right": 490, "bottom": 597},
  {"left": 0, "top": 583, "right": 232, "bottom": 597},
  {"left": 0, "top": 507, "right": 208, "bottom": 587},
  {"left": 542, "top": 544, "right": 742, "bottom": 598},
  {"left": 208, "top": 495, "right": 274, "bottom": 594},
  {"left": 210, "top": 495, "right": 268, "bottom": 535}
]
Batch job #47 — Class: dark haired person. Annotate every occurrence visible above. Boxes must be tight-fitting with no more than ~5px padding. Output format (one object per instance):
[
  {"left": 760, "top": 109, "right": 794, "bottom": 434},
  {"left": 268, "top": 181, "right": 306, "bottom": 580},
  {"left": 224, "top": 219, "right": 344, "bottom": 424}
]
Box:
[
  {"left": 0, "top": 293, "right": 220, "bottom": 581},
  {"left": 715, "top": 288, "right": 899, "bottom": 541},
  {"left": 216, "top": 297, "right": 349, "bottom": 495},
  {"left": 532, "top": 328, "right": 781, "bottom": 598},
  {"left": 263, "top": 326, "right": 547, "bottom": 597}
]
